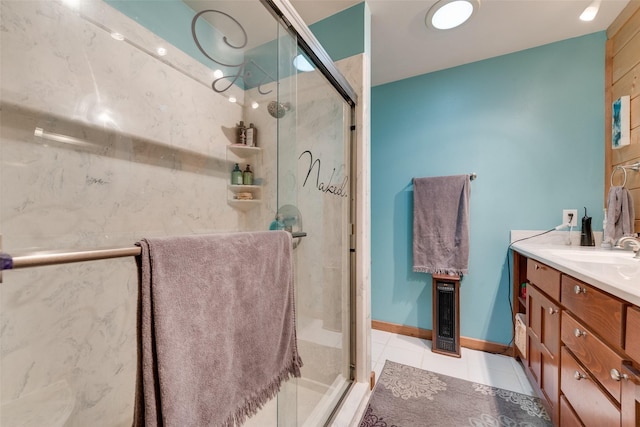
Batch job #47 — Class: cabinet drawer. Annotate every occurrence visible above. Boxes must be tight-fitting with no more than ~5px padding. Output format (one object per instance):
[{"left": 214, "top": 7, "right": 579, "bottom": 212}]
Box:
[
  {"left": 561, "top": 275, "right": 624, "bottom": 348},
  {"left": 527, "top": 260, "right": 560, "bottom": 301},
  {"left": 562, "top": 311, "right": 623, "bottom": 403},
  {"left": 560, "top": 394, "right": 584, "bottom": 427},
  {"left": 625, "top": 306, "right": 640, "bottom": 362},
  {"left": 561, "top": 347, "right": 620, "bottom": 427}
]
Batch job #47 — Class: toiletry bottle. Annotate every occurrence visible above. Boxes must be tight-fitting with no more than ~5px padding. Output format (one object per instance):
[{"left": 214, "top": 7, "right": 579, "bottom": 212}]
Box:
[
  {"left": 601, "top": 208, "right": 610, "bottom": 247},
  {"left": 231, "top": 163, "right": 243, "bottom": 185},
  {"left": 242, "top": 164, "right": 253, "bottom": 185},
  {"left": 237, "top": 121, "right": 246, "bottom": 145},
  {"left": 246, "top": 123, "right": 257, "bottom": 147}
]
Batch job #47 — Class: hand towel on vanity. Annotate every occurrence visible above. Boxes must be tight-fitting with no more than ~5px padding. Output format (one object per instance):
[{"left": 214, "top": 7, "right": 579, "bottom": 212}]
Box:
[
  {"left": 604, "top": 185, "right": 636, "bottom": 243},
  {"left": 412, "top": 175, "right": 470, "bottom": 276},
  {"left": 133, "top": 231, "right": 302, "bottom": 427}
]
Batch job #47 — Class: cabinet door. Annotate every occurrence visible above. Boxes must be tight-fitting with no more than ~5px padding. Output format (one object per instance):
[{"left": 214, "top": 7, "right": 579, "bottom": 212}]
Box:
[
  {"left": 625, "top": 306, "right": 640, "bottom": 362},
  {"left": 527, "top": 284, "right": 561, "bottom": 424},
  {"left": 621, "top": 363, "right": 640, "bottom": 427},
  {"left": 528, "top": 284, "right": 560, "bottom": 356}
]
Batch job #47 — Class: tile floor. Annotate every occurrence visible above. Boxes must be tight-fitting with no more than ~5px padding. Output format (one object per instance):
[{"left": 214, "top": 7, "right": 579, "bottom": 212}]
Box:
[{"left": 370, "top": 329, "right": 535, "bottom": 397}]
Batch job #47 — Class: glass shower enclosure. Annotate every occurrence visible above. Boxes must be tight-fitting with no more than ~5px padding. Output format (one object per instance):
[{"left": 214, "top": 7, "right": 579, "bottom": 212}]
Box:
[{"left": 0, "top": 0, "right": 355, "bottom": 426}]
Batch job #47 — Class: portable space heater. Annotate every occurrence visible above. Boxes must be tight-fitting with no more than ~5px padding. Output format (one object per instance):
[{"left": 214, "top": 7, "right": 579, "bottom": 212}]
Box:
[{"left": 432, "top": 274, "right": 461, "bottom": 357}]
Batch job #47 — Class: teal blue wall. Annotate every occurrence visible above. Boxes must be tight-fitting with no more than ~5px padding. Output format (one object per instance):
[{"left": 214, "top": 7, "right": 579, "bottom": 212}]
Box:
[
  {"left": 309, "top": 3, "right": 366, "bottom": 62},
  {"left": 105, "top": 1, "right": 366, "bottom": 90},
  {"left": 371, "top": 32, "right": 606, "bottom": 345}
]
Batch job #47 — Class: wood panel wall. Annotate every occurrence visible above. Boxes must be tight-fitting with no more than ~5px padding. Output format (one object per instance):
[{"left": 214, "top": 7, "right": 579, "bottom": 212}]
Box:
[{"left": 606, "top": 1, "right": 640, "bottom": 233}]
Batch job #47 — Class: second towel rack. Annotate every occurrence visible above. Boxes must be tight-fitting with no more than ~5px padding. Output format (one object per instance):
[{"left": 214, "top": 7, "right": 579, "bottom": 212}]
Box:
[{"left": 610, "top": 162, "right": 640, "bottom": 187}]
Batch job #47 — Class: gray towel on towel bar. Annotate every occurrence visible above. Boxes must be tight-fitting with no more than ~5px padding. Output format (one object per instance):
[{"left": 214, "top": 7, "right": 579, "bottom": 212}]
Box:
[
  {"left": 604, "top": 186, "right": 636, "bottom": 243},
  {"left": 412, "top": 175, "right": 471, "bottom": 276},
  {"left": 133, "top": 231, "right": 302, "bottom": 427}
]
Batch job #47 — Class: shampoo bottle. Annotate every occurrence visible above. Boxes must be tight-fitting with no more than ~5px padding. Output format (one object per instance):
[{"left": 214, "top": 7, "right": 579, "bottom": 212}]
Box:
[
  {"left": 236, "top": 121, "right": 246, "bottom": 145},
  {"left": 246, "top": 123, "right": 257, "bottom": 147}
]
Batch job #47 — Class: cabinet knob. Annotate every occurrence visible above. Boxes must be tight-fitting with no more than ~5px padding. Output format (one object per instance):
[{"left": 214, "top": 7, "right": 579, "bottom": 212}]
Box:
[
  {"left": 610, "top": 368, "right": 629, "bottom": 382},
  {"left": 548, "top": 307, "right": 558, "bottom": 315},
  {"left": 574, "top": 285, "right": 587, "bottom": 295},
  {"left": 534, "top": 264, "right": 540, "bottom": 270},
  {"left": 574, "top": 328, "right": 586, "bottom": 338},
  {"left": 574, "top": 371, "right": 587, "bottom": 381}
]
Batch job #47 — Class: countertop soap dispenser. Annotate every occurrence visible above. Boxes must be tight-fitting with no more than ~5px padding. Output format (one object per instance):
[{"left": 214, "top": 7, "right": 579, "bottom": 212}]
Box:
[{"left": 580, "top": 207, "right": 595, "bottom": 246}]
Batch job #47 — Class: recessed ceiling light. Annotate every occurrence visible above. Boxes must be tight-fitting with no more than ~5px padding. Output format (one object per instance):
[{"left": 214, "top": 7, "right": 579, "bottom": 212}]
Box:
[
  {"left": 426, "top": 0, "right": 479, "bottom": 30},
  {"left": 580, "top": 0, "right": 600, "bottom": 21}
]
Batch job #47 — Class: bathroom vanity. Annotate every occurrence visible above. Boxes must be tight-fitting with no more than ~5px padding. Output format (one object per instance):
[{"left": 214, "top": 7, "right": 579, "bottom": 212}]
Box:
[{"left": 511, "top": 233, "right": 640, "bottom": 427}]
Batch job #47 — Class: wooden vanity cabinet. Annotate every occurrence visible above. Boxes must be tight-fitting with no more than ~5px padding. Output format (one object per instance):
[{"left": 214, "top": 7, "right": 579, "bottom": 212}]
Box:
[
  {"left": 525, "top": 260, "right": 561, "bottom": 425},
  {"left": 513, "top": 252, "right": 640, "bottom": 426}
]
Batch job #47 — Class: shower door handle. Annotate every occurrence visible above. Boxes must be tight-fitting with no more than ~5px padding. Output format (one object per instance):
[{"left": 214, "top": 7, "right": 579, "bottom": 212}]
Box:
[{"left": 290, "top": 231, "right": 306, "bottom": 250}]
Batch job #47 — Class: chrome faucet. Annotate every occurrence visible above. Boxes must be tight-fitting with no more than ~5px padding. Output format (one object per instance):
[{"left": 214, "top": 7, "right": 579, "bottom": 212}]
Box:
[{"left": 614, "top": 236, "right": 640, "bottom": 259}]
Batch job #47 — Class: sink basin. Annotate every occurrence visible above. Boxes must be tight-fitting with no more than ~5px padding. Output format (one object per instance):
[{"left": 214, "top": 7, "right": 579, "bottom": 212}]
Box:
[{"left": 546, "top": 249, "right": 640, "bottom": 265}]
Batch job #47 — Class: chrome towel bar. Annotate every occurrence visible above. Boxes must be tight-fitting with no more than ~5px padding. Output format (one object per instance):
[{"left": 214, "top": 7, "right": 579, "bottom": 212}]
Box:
[{"left": 0, "top": 231, "right": 307, "bottom": 277}]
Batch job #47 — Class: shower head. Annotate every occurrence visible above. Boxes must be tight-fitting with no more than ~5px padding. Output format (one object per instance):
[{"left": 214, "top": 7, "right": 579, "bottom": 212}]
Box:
[{"left": 267, "top": 101, "right": 291, "bottom": 119}]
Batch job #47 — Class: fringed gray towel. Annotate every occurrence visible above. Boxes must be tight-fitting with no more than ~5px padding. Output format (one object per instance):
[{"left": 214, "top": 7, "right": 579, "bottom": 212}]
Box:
[
  {"left": 412, "top": 175, "right": 470, "bottom": 276},
  {"left": 133, "top": 231, "right": 302, "bottom": 427},
  {"left": 604, "top": 186, "right": 636, "bottom": 244}
]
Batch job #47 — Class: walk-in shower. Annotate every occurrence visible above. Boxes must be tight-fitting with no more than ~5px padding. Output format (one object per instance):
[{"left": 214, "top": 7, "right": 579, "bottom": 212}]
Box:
[{"left": 0, "top": 0, "right": 357, "bottom": 425}]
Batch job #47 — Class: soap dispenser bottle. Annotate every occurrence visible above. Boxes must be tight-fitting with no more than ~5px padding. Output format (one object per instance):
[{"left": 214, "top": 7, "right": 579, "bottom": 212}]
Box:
[
  {"left": 231, "top": 163, "right": 243, "bottom": 185},
  {"left": 242, "top": 164, "right": 253, "bottom": 185},
  {"left": 580, "top": 207, "right": 595, "bottom": 246}
]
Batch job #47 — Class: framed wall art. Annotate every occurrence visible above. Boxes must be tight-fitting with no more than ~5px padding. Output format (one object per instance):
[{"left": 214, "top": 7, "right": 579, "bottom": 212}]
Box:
[{"left": 612, "top": 95, "right": 630, "bottom": 149}]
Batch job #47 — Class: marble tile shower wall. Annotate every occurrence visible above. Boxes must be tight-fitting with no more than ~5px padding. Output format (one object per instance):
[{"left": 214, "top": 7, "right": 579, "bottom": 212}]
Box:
[{"left": 0, "top": 1, "right": 276, "bottom": 425}]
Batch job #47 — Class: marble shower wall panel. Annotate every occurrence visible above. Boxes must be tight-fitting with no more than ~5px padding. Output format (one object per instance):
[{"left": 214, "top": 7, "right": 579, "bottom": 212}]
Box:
[
  {"left": 0, "top": 1, "right": 256, "bottom": 425},
  {"left": 244, "top": 81, "right": 280, "bottom": 230}
]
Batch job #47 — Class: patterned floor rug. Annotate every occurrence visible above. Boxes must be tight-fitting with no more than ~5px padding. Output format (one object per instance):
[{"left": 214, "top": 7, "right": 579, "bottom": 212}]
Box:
[{"left": 359, "top": 360, "right": 552, "bottom": 427}]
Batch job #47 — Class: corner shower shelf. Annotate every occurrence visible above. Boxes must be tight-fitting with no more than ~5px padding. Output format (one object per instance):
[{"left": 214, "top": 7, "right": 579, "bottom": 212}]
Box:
[
  {"left": 227, "top": 200, "right": 261, "bottom": 211},
  {"left": 228, "top": 144, "right": 261, "bottom": 158},
  {"left": 226, "top": 144, "right": 262, "bottom": 211},
  {"left": 228, "top": 184, "right": 261, "bottom": 193}
]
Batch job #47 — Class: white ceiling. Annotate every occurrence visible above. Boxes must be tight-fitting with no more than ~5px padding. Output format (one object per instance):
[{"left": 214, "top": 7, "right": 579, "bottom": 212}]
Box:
[{"left": 290, "top": 0, "right": 631, "bottom": 86}]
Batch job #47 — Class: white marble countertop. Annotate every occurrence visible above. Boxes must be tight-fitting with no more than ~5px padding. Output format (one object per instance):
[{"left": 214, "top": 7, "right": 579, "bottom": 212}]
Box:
[{"left": 510, "top": 230, "right": 640, "bottom": 307}]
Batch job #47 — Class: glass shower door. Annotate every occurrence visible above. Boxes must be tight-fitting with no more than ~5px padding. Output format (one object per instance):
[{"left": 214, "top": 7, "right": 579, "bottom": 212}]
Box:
[{"left": 275, "top": 43, "right": 353, "bottom": 426}]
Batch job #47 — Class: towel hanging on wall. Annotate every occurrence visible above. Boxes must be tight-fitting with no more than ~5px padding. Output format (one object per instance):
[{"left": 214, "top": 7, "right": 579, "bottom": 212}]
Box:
[
  {"left": 412, "top": 174, "right": 471, "bottom": 276},
  {"left": 604, "top": 186, "right": 636, "bottom": 243}
]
